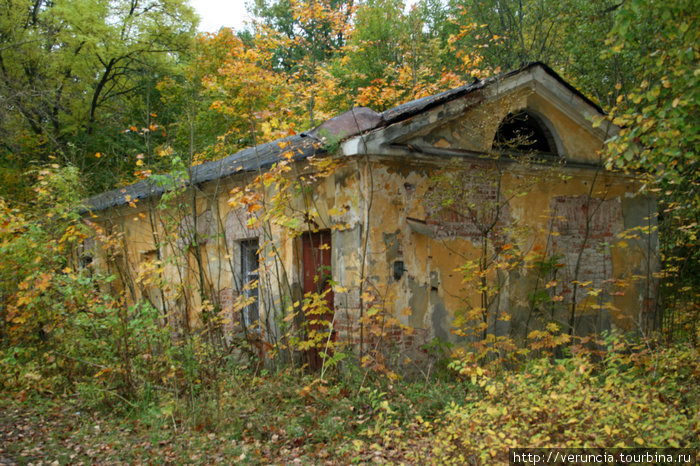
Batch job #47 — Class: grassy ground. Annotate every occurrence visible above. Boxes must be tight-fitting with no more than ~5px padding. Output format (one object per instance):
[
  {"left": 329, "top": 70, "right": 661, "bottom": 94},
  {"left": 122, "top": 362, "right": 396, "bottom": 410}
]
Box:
[
  {"left": 0, "top": 373, "right": 462, "bottom": 464},
  {"left": 0, "top": 399, "right": 253, "bottom": 464},
  {"left": 1, "top": 345, "right": 698, "bottom": 465}
]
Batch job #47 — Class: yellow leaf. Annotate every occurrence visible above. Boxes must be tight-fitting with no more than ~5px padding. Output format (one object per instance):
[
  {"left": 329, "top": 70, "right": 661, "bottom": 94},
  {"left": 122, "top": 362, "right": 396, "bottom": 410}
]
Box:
[
  {"left": 546, "top": 322, "right": 559, "bottom": 333},
  {"left": 635, "top": 437, "right": 644, "bottom": 445},
  {"left": 36, "top": 275, "right": 51, "bottom": 291},
  {"left": 93, "top": 367, "right": 113, "bottom": 379}
]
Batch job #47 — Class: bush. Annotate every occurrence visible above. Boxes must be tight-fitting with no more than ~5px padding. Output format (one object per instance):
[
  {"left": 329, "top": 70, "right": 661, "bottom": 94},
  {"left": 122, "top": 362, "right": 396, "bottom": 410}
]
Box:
[{"left": 425, "top": 342, "right": 699, "bottom": 464}]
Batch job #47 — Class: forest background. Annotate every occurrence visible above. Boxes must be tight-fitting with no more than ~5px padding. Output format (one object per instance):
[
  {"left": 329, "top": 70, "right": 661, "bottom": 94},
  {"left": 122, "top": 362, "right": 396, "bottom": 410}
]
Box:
[{"left": 0, "top": 0, "right": 697, "bottom": 462}]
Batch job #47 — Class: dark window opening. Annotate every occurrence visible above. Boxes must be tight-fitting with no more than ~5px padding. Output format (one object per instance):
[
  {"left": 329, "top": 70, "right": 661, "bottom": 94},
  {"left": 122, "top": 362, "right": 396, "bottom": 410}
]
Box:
[
  {"left": 240, "top": 239, "right": 259, "bottom": 329},
  {"left": 80, "top": 253, "right": 93, "bottom": 269},
  {"left": 494, "top": 111, "right": 557, "bottom": 154}
]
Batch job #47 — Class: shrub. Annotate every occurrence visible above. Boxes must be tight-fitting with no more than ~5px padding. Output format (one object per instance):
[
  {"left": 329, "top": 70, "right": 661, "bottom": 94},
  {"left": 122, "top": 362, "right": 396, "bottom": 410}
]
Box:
[{"left": 426, "top": 342, "right": 698, "bottom": 464}]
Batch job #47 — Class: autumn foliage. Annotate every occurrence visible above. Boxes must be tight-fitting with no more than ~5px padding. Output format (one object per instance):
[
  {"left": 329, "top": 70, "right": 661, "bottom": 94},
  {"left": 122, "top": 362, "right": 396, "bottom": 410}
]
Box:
[{"left": 0, "top": 0, "right": 698, "bottom": 462}]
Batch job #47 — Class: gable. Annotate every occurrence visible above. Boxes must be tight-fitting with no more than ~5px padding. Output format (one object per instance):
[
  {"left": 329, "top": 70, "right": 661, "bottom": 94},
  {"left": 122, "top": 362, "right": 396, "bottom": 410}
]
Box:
[{"left": 341, "top": 64, "right": 618, "bottom": 167}]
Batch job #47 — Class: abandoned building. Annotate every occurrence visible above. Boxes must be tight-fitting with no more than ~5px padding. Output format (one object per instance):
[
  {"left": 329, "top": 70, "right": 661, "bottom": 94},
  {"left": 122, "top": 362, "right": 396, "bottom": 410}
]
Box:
[{"left": 85, "top": 63, "right": 657, "bottom": 357}]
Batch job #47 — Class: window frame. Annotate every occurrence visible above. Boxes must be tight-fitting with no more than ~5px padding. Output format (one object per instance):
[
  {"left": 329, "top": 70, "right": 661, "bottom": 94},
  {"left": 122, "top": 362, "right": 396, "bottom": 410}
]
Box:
[{"left": 239, "top": 238, "right": 260, "bottom": 330}]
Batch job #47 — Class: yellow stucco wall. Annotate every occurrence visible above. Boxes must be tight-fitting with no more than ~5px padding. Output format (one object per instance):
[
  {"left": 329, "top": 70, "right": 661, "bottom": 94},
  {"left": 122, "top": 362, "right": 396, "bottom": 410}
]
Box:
[{"left": 91, "top": 87, "right": 657, "bottom": 348}]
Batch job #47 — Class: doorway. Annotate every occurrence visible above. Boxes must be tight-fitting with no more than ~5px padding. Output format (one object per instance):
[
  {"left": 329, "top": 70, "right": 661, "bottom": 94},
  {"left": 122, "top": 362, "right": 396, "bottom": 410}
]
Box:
[{"left": 301, "top": 230, "right": 334, "bottom": 369}]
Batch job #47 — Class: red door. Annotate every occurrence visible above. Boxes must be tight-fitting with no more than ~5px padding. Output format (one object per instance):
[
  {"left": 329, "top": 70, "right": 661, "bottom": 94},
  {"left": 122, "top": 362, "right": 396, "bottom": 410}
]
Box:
[{"left": 301, "top": 230, "right": 334, "bottom": 370}]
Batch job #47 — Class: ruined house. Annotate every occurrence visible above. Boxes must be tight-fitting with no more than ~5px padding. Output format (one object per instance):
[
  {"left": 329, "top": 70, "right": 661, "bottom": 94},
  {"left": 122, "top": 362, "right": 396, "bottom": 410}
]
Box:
[{"left": 85, "top": 63, "right": 657, "bottom": 360}]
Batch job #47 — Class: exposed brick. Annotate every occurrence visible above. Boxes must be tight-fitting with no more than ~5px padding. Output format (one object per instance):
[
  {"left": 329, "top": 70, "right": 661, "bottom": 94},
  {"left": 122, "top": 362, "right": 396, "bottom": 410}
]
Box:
[
  {"left": 218, "top": 287, "right": 239, "bottom": 334},
  {"left": 549, "top": 195, "right": 622, "bottom": 304},
  {"left": 425, "top": 171, "right": 512, "bottom": 243}
]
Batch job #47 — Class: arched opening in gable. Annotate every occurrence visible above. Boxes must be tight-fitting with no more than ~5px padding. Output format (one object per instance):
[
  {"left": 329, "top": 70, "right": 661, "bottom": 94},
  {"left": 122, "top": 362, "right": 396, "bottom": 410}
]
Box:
[{"left": 493, "top": 110, "right": 559, "bottom": 155}]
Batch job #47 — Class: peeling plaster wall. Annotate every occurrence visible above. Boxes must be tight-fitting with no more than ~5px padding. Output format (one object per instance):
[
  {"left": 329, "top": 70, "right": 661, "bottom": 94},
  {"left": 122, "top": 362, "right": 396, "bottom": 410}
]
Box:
[
  {"left": 94, "top": 151, "right": 655, "bottom": 348},
  {"left": 358, "top": 157, "right": 655, "bottom": 346},
  {"left": 349, "top": 89, "right": 656, "bottom": 345},
  {"left": 92, "top": 162, "right": 369, "bottom": 342}
]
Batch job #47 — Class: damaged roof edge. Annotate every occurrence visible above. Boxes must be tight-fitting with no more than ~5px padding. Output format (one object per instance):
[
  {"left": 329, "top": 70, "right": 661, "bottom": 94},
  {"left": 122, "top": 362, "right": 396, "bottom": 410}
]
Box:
[
  {"left": 379, "top": 62, "right": 606, "bottom": 125},
  {"left": 83, "top": 62, "right": 605, "bottom": 213},
  {"left": 528, "top": 62, "right": 606, "bottom": 116},
  {"left": 82, "top": 135, "right": 320, "bottom": 213}
]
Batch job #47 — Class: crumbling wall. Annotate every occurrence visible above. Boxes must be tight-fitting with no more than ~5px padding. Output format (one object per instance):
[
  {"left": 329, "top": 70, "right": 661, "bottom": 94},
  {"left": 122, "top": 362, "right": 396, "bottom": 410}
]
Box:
[
  {"left": 90, "top": 87, "right": 656, "bottom": 356},
  {"left": 357, "top": 156, "right": 654, "bottom": 348}
]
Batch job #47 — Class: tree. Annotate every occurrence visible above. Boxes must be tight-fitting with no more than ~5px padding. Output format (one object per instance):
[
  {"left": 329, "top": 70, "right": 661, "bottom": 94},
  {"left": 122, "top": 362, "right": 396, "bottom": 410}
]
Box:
[
  {"left": 444, "top": 0, "right": 635, "bottom": 109},
  {"left": 445, "top": 0, "right": 567, "bottom": 77},
  {"left": 156, "top": 29, "right": 247, "bottom": 166},
  {"left": 602, "top": 0, "right": 699, "bottom": 340},
  {"left": 0, "top": 0, "right": 197, "bottom": 196},
  {"left": 331, "top": 0, "right": 464, "bottom": 111},
  {"left": 251, "top": 0, "right": 352, "bottom": 73},
  {"left": 199, "top": 29, "right": 299, "bottom": 151}
]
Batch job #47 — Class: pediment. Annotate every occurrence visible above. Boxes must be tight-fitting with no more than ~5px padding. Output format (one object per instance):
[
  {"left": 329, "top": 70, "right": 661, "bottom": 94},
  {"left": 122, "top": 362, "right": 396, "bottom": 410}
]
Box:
[{"left": 341, "top": 64, "right": 618, "bottom": 166}]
